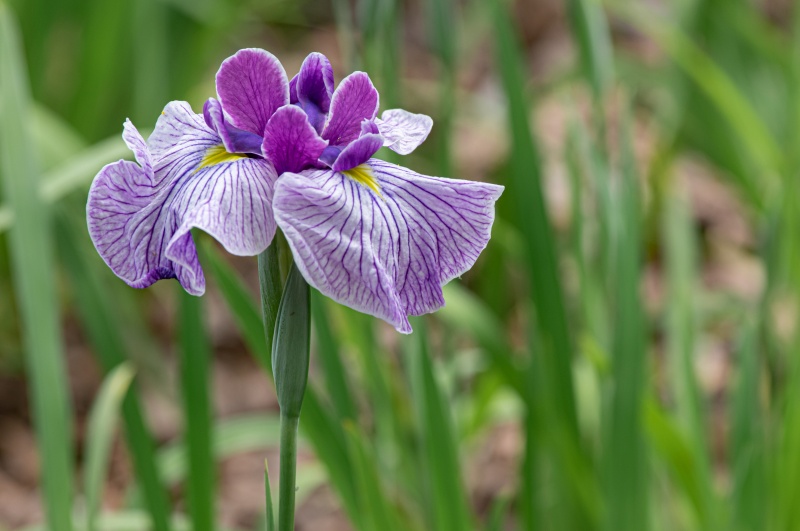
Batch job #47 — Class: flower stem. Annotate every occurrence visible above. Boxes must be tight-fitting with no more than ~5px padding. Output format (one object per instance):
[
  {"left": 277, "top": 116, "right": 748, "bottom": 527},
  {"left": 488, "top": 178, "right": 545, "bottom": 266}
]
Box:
[{"left": 278, "top": 412, "right": 300, "bottom": 530}]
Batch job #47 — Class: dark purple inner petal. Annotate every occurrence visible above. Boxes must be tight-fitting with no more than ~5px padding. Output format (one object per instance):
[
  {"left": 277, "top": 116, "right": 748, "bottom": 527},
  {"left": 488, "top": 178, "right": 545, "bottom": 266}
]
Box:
[
  {"left": 322, "top": 72, "right": 380, "bottom": 147},
  {"left": 331, "top": 134, "right": 383, "bottom": 172},
  {"left": 262, "top": 105, "right": 328, "bottom": 175},
  {"left": 203, "top": 98, "right": 264, "bottom": 155},
  {"left": 296, "top": 52, "right": 334, "bottom": 114}
]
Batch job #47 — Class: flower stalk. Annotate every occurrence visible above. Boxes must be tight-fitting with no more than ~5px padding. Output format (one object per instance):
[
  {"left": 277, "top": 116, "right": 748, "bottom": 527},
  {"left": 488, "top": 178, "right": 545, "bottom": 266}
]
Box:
[{"left": 262, "top": 250, "right": 310, "bottom": 530}]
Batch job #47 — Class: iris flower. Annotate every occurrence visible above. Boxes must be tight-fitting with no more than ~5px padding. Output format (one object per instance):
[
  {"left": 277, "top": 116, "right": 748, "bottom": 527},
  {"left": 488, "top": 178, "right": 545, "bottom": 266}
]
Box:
[{"left": 87, "top": 49, "right": 503, "bottom": 333}]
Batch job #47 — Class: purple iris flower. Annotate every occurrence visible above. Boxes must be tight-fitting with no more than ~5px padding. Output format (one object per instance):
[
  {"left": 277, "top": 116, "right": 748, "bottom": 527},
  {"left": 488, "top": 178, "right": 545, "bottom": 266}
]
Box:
[{"left": 87, "top": 48, "right": 503, "bottom": 333}]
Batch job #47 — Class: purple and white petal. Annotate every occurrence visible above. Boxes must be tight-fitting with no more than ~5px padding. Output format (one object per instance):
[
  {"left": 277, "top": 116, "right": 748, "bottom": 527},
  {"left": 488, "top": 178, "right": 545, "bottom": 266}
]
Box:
[
  {"left": 122, "top": 119, "right": 153, "bottom": 179},
  {"left": 272, "top": 160, "right": 503, "bottom": 333},
  {"left": 202, "top": 98, "right": 264, "bottom": 155},
  {"left": 216, "top": 48, "right": 289, "bottom": 136},
  {"left": 321, "top": 72, "right": 379, "bottom": 146},
  {"left": 331, "top": 133, "right": 383, "bottom": 171},
  {"left": 262, "top": 105, "right": 328, "bottom": 175},
  {"left": 375, "top": 109, "right": 433, "bottom": 155},
  {"left": 88, "top": 107, "right": 278, "bottom": 296}
]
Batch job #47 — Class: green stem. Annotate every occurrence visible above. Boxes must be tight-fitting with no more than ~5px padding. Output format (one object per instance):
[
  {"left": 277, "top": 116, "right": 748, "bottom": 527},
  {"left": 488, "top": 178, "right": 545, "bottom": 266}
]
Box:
[{"left": 278, "top": 413, "right": 300, "bottom": 530}]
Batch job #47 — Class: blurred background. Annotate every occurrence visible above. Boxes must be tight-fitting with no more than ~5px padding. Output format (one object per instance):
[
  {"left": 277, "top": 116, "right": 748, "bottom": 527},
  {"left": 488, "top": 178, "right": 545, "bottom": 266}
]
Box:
[{"left": 0, "top": 0, "right": 798, "bottom": 529}]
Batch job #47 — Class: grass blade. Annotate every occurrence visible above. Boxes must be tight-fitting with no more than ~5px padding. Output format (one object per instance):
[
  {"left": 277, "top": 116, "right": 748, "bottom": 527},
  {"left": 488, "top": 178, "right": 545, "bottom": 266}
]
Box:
[
  {"left": 85, "top": 363, "right": 136, "bottom": 531},
  {"left": 604, "top": 104, "right": 648, "bottom": 531},
  {"left": 311, "top": 292, "right": 357, "bottom": 421},
  {"left": 405, "top": 317, "right": 472, "bottom": 531},
  {"left": 566, "top": 0, "right": 614, "bottom": 99},
  {"left": 178, "top": 289, "right": 215, "bottom": 531},
  {"left": 56, "top": 209, "right": 173, "bottom": 531},
  {"left": 265, "top": 461, "right": 276, "bottom": 531},
  {"left": 0, "top": 4, "right": 74, "bottom": 529}
]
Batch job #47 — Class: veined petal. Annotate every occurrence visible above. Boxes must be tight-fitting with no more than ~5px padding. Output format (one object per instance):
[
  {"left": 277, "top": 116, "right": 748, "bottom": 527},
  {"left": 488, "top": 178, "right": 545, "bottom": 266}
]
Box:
[
  {"left": 322, "top": 72, "right": 379, "bottom": 146},
  {"left": 88, "top": 108, "right": 278, "bottom": 296},
  {"left": 331, "top": 133, "right": 383, "bottom": 172},
  {"left": 202, "top": 98, "right": 264, "bottom": 155},
  {"left": 122, "top": 119, "right": 152, "bottom": 180},
  {"left": 376, "top": 109, "right": 433, "bottom": 155},
  {"left": 272, "top": 160, "right": 503, "bottom": 333},
  {"left": 216, "top": 48, "right": 289, "bottom": 136},
  {"left": 262, "top": 105, "right": 327, "bottom": 175}
]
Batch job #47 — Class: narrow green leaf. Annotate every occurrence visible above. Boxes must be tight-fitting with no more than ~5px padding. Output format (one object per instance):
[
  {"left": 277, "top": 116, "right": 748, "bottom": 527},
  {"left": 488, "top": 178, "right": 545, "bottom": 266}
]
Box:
[
  {"left": 265, "top": 461, "right": 276, "bottom": 531},
  {"left": 405, "top": 317, "right": 473, "bottom": 531},
  {"left": 604, "top": 104, "right": 648, "bottom": 531},
  {"left": 202, "top": 240, "right": 272, "bottom": 373},
  {"left": 311, "top": 292, "right": 357, "bottom": 421},
  {"left": 0, "top": 5, "right": 74, "bottom": 529},
  {"left": 56, "top": 209, "right": 172, "bottom": 531},
  {"left": 178, "top": 289, "right": 215, "bottom": 531},
  {"left": 85, "top": 363, "right": 136, "bottom": 531},
  {"left": 566, "top": 0, "right": 615, "bottom": 99}
]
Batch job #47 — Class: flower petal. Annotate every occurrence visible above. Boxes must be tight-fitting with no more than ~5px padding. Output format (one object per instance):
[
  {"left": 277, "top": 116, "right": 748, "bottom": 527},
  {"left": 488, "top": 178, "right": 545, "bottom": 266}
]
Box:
[
  {"left": 122, "top": 119, "right": 152, "bottom": 179},
  {"left": 262, "top": 105, "right": 328, "bottom": 175},
  {"left": 88, "top": 109, "right": 278, "bottom": 296},
  {"left": 296, "top": 52, "right": 335, "bottom": 133},
  {"left": 321, "top": 72, "right": 379, "bottom": 146},
  {"left": 331, "top": 133, "right": 383, "bottom": 171},
  {"left": 215, "top": 48, "right": 289, "bottom": 136},
  {"left": 272, "top": 160, "right": 503, "bottom": 333},
  {"left": 376, "top": 109, "right": 433, "bottom": 155},
  {"left": 202, "top": 98, "right": 264, "bottom": 155}
]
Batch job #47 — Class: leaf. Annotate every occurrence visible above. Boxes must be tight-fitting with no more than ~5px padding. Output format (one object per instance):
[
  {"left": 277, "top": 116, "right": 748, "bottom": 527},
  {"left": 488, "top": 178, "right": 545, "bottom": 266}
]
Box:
[
  {"left": 84, "top": 363, "right": 136, "bottom": 531},
  {"left": 0, "top": 4, "right": 74, "bottom": 529}
]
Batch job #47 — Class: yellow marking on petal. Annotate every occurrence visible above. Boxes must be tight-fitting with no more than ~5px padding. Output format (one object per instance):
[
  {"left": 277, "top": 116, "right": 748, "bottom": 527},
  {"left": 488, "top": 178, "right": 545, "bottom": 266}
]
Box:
[
  {"left": 344, "top": 164, "right": 382, "bottom": 196},
  {"left": 196, "top": 144, "right": 247, "bottom": 172}
]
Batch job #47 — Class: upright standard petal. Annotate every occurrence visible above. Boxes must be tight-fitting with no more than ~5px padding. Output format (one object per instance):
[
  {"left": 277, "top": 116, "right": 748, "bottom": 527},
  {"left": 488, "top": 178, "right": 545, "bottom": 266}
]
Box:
[
  {"left": 88, "top": 102, "right": 278, "bottom": 296},
  {"left": 216, "top": 48, "right": 289, "bottom": 136},
  {"left": 296, "top": 52, "right": 334, "bottom": 113},
  {"left": 376, "top": 109, "right": 433, "bottom": 155},
  {"left": 262, "top": 105, "right": 328, "bottom": 175},
  {"left": 272, "top": 160, "right": 503, "bottom": 333},
  {"left": 321, "top": 72, "right": 379, "bottom": 146}
]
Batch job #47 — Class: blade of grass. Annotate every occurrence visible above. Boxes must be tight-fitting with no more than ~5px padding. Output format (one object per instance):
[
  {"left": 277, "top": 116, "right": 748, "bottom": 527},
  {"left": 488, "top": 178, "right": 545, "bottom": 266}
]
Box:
[
  {"left": 265, "top": 461, "right": 276, "bottom": 531},
  {"left": 404, "top": 317, "right": 472, "bottom": 531},
  {"left": 0, "top": 5, "right": 74, "bottom": 529},
  {"left": 311, "top": 292, "right": 357, "bottom": 421},
  {"left": 730, "top": 321, "right": 765, "bottom": 531},
  {"left": 566, "top": 0, "right": 614, "bottom": 100},
  {"left": 604, "top": 103, "right": 648, "bottom": 531},
  {"left": 85, "top": 363, "right": 136, "bottom": 531},
  {"left": 490, "top": 0, "right": 578, "bottom": 435},
  {"left": 56, "top": 209, "right": 173, "bottom": 531},
  {"left": 178, "top": 288, "right": 215, "bottom": 531}
]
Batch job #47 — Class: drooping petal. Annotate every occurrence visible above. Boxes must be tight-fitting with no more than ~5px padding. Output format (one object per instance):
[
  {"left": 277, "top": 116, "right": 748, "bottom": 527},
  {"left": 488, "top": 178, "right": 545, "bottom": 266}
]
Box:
[
  {"left": 331, "top": 133, "right": 383, "bottom": 172},
  {"left": 215, "top": 48, "right": 289, "bottom": 136},
  {"left": 321, "top": 72, "right": 379, "bottom": 146},
  {"left": 202, "top": 98, "right": 264, "bottom": 155},
  {"left": 88, "top": 103, "right": 278, "bottom": 296},
  {"left": 376, "top": 109, "right": 433, "bottom": 155},
  {"left": 262, "top": 105, "right": 328, "bottom": 175},
  {"left": 272, "top": 160, "right": 503, "bottom": 333}
]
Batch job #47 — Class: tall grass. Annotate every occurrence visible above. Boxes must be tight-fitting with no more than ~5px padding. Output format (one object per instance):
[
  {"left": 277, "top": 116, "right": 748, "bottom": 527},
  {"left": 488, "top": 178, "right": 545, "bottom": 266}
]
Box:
[{"left": 1, "top": 0, "right": 800, "bottom": 530}]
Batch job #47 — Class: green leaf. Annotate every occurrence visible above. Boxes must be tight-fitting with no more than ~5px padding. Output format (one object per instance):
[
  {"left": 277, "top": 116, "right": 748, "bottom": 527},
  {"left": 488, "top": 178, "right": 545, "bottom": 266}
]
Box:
[
  {"left": 404, "top": 317, "right": 473, "bottom": 531},
  {"left": 265, "top": 461, "right": 276, "bottom": 531},
  {"left": 0, "top": 4, "right": 74, "bottom": 529},
  {"left": 178, "top": 289, "right": 215, "bottom": 531},
  {"left": 56, "top": 208, "right": 173, "bottom": 531},
  {"left": 566, "top": 0, "right": 615, "bottom": 99},
  {"left": 272, "top": 262, "right": 311, "bottom": 418},
  {"left": 84, "top": 363, "right": 136, "bottom": 531}
]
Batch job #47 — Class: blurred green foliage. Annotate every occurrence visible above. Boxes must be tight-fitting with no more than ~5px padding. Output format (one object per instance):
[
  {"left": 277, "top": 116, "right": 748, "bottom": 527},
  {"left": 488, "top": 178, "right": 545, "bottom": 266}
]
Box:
[{"left": 1, "top": 0, "right": 800, "bottom": 529}]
